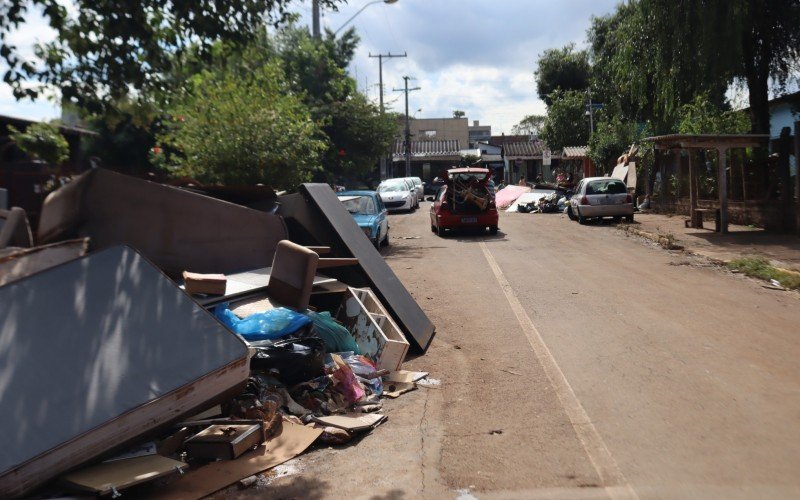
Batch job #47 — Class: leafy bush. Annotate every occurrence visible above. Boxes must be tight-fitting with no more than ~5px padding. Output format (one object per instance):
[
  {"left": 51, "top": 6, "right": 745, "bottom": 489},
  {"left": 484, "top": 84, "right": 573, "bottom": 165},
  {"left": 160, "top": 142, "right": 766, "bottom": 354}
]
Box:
[
  {"left": 155, "top": 60, "right": 325, "bottom": 189},
  {"left": 7, "top": 122, "right": 70, "bottom": 165}
]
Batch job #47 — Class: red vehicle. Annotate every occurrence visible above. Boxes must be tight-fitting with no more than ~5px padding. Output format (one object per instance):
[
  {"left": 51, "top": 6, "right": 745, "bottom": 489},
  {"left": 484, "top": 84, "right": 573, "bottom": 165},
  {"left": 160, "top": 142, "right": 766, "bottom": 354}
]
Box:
[{"left": 430, "top": 167, "right": 499, "bottom": 236}]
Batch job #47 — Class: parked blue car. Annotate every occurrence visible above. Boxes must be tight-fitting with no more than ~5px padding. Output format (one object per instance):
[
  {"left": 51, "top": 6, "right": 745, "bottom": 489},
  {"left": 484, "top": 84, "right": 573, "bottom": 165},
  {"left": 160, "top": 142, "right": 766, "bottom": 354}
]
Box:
[{"left": 337, "top": 190, "right": 389, "bottom": 248}]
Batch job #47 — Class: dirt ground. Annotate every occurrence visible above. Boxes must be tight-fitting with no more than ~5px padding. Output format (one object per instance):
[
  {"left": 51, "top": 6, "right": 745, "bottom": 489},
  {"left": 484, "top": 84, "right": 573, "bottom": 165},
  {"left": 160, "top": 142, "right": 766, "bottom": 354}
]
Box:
[{"left": 226, "top": 204, "right": 800, "bottom": 499}]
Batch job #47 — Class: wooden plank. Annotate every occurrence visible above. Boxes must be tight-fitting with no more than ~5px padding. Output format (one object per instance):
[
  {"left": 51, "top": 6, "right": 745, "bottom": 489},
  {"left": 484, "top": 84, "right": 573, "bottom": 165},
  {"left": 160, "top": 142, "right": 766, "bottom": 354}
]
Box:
[
  {"left": 62, "top": 455, "right": 188, "bottom": 496},
  {"left": 306, "top": 246, "right": 331, "bottom": 254},
  {"left": 317, "top": 257, "right": 359, "bottom": 269},
  {"left": 718, "top": 147, "right": 729, "bottom": 233}
]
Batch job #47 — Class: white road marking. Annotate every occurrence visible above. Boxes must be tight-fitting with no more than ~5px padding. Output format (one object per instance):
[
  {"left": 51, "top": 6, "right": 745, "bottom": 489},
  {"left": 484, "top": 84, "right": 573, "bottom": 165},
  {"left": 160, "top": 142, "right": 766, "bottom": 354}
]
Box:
[{"left": 479, "top": 242, "right": 638, "bottom": 500}]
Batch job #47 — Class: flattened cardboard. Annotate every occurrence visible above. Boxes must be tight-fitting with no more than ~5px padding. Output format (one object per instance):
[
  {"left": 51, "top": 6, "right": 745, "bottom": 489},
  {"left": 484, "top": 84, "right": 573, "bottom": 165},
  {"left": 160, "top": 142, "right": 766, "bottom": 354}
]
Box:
[
  {"left": 61, "top": 455, "right": 188, "bottom": 496},
  {"left": 0, "top": 246, "right": 250, "bottom": 498},
  {"left": 385, "top": 370, "right": 429, "bottom": 383},
  {"left": 150, "top": 421, "right": 322, "bottom": 500},
  {"left": 383, "top": 381, "right": 416, "bottom": 399},
  {"left": 312, "top": 413, "right": 387, "bottom": 432}
]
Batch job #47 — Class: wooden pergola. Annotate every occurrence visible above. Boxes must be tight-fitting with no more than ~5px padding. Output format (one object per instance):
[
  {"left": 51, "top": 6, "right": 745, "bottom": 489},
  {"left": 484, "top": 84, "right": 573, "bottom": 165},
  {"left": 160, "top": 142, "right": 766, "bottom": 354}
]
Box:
[{"left": 643, "top": 134, "right": 769, "bottom": 234}]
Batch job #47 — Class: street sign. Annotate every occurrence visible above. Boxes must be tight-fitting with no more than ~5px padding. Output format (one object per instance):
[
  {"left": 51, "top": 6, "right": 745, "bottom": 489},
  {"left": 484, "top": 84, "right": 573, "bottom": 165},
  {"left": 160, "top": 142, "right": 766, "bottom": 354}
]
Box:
[{"left": 543, "top": 149, "right": 552, "bottom": 166}]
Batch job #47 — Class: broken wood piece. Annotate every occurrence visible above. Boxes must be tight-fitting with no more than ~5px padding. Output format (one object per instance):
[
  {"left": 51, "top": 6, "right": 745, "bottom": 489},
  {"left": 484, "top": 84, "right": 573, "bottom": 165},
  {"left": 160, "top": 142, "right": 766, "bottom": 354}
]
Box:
[
  {"left": 317, "top": 257, "right": 359, "bottom": 269},
  {"left": 305, "top": 246, "right": 331, "bottom": 254},
  {"left": 61, "top": 455, "right": 188, "bottom": 496},
  {"left": 183, "top": 271, "right": 227, "bottom": 295}
]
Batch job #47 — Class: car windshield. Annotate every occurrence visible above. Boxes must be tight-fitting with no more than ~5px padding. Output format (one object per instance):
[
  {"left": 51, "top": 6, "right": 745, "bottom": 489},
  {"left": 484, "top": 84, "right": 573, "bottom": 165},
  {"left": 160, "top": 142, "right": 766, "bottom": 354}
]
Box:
[
  {"left": 586, "top": 179, "right": 627, "bottom": 195},
  {"left": 378, "top": 182, "right": 408, "bottom": 193},
  {"left": 339, "top": 195, "right": 377, "bottom": 215}
]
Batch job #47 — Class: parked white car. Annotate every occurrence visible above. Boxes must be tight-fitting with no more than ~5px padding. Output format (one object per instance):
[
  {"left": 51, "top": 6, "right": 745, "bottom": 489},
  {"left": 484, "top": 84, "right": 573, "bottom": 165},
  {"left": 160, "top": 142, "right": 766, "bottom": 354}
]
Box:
[
  {"left": 567, "top": 177, "right": 634, "bottom": 224},
  {"left": 377, "top": 178, "right": 417, "bottom": 212},
  {"left": 403, "top": 177, "right": 424, "bottom": 207}
]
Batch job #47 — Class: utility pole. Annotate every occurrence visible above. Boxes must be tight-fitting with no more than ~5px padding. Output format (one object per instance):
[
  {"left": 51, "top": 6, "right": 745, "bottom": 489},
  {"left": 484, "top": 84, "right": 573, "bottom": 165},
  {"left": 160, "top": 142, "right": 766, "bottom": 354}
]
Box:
[
  {"left": 393, "top": 76, "right": 421, "bottom": 177},
  {"left": 312, "top": 0, "right": 320, "bottom": 38},
  {"left": 369, "top": 52, "right": 406, "bottom": 179}
]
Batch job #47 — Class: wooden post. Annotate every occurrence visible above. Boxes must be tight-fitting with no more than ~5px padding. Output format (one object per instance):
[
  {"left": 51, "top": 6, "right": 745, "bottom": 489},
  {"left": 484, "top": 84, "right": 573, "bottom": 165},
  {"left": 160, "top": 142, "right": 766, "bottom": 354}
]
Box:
[
  {"left": 795, "top": 122, "right": 800, "bottom": 234},
  {"left": 688, "top": 150, "right": 698, "bottom": 226},
  {"left": 718, "top": 147, "right": 729, "bottom": 234}
]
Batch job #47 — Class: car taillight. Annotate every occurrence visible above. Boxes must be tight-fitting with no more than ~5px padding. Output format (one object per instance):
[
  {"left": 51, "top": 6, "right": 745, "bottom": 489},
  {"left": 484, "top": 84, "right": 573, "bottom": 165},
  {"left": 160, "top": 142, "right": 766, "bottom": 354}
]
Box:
[
  {"left": 625, "top": 194, "right": 633, "bottom": 203},
  {"left": 580, "top": 196, "right": 589, "bottom": 205}
]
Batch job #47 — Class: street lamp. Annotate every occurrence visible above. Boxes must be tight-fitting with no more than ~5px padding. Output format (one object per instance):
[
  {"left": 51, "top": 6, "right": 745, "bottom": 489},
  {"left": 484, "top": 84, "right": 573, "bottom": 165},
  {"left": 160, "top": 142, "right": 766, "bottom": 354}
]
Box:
[{"left": 334, "top": 0, "right": 399, "bottom": 35}]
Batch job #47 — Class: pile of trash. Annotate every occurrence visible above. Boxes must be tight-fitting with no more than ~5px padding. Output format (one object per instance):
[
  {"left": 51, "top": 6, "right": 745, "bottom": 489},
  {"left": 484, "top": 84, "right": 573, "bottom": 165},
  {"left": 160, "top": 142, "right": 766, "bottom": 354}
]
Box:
[{"left": 0, "top": 169, "right": 436, "bottom": 499}]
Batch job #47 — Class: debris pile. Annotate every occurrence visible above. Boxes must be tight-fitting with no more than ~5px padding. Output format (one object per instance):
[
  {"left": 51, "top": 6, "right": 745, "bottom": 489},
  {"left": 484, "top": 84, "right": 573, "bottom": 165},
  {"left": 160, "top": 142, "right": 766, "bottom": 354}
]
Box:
[{"left": 0, "top": 169, "right": 435, "bottom": 498}]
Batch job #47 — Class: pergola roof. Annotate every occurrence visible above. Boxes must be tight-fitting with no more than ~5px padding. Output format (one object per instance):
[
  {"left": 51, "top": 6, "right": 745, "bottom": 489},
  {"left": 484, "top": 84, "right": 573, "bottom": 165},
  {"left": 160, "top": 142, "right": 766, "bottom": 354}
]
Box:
[{"left": 644, "top": 134, "right": 769, "bottom": 150}]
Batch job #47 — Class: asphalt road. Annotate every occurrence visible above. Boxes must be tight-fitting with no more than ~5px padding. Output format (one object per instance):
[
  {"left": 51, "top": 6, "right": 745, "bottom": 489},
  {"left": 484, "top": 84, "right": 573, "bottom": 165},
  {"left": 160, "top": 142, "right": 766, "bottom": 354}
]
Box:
[{"left": 248, "top": 204, "right": 800, "bottom": 500}]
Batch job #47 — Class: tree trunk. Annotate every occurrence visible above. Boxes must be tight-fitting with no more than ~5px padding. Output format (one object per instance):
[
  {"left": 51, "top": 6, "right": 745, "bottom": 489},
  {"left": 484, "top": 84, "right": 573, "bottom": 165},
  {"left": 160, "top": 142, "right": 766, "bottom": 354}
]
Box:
[{"left": 743, "top": 1, "right": 772, "bottom": 135}]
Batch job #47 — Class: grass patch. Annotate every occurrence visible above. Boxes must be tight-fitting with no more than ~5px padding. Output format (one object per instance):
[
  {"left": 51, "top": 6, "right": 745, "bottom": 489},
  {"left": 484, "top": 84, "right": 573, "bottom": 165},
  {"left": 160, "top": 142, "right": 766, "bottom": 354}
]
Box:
[{"left": 727, "top": 256, "right": 800, "bottom": 289}]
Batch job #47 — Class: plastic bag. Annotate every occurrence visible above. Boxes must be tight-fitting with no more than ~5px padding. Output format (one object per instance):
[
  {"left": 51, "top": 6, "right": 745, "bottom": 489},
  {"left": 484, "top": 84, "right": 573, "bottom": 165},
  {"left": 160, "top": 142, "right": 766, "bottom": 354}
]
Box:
[
  {"left": 305, "top": 310, "right": 361, "bottom": 354},
  {"left": 343, "top": 354, "right": 383, "bottom": 396},
  {"left": 214, "top": 304, "right": 311, "bottom": 341}
]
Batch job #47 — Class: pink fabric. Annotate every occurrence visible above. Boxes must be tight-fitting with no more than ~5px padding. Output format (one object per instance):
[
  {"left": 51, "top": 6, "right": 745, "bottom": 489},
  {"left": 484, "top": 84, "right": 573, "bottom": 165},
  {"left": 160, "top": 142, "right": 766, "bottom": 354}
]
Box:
[{"left": 494, "top": 186, "right": 532, "bottom": 209}]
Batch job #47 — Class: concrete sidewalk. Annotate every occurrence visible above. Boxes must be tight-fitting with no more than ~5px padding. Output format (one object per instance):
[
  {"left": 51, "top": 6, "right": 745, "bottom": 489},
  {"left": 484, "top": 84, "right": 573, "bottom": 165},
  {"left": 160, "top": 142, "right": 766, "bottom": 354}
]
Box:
[{"left": 623, "top": 212, "right": 800, "bottom": 272}]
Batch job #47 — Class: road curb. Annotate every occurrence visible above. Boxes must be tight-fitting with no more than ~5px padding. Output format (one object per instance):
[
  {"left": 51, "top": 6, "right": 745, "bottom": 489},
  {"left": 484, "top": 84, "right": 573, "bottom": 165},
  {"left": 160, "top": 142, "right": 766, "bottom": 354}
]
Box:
[{"left": 617, "top": 224, "right": 684, "bottom": 251}]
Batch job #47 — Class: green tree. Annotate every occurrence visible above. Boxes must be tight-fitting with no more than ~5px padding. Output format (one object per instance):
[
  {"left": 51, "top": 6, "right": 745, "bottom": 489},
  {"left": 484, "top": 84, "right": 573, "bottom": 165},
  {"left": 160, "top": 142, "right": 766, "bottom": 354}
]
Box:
[
  {"left": 535, "top": 44, "right": 591, "bottom": 105},
  {"left": 0, "top": 0, "right": 343, "bottom": 114},
  {"left": 676, "top": 94, "right": 749, "bottom": 135},
  {"left": 7, "top": 122, "right": 69, "bottom": 165},
  {"left": 453, "top": 110, "right": 466, "bottom": 119},
  {"left": 512, "top": 114, "right": 546, "bottom": 136},
  {"left": 155, "top": 60, "right": 325, "bottom": 189},
  {"left": 634, "top": 0, "right": 800, "bottom": 134},
  {"left": 540, "top": 90, "right": 591, "bottom": 151}
]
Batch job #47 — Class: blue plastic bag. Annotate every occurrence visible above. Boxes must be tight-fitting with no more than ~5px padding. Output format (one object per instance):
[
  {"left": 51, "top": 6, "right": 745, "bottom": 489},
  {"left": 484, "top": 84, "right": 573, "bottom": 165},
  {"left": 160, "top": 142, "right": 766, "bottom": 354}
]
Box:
[
  {"left": 214, "top": 304, "right": 311, "bottom": 341},
  {"left": 305, "top": 310, "right": 361, "bottom": 354}
]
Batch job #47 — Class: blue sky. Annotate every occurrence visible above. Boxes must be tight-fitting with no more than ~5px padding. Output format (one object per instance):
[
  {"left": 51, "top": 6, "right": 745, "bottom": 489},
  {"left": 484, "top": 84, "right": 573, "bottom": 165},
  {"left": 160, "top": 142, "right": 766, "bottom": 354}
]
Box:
[{"left": 1, "top": 0, "right": 620, "bottom": 133}]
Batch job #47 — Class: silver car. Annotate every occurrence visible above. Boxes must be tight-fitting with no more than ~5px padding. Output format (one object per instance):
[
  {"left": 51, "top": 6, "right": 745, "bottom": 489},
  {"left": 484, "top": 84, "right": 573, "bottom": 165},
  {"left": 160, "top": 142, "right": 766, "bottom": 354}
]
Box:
[
  {"left": 403, "top": 177, "right": 424, "bottom": 207},
  {"left": 567, "top": 177, "right": 634, "bottom": 224},
  {"left": 377, "top": 178, "right": 417, "bottom": 212}
]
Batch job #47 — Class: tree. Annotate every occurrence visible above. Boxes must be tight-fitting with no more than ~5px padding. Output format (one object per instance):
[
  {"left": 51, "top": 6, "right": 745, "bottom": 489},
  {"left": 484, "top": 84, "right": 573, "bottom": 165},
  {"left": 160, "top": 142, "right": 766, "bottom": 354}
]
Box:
[
  {"left": 512, "top": 115, "right": 546, "bottom": 136},
  {"left": 635, "top": 0, "right": 800, "bottom": 134},
  {"left": 676, "top": 94, "right": 749, "bottom": 135},
  {"left": 453, "top": 110, "right": 466, "bottom": 119},
  {"left": 154, "top": 60, "right": 325, "bottom": 189},
  {"left": 540, "top": 90, "right": 591, "bottom": 151},
  {"left": 535, "top": 44, "right": 591, "bottom": 105},
  {"left": 0, "top": 0, "right": 343, "bottom": 114},
  {"left": 6, "top": 122, "right": 69, "bottom": 165}
]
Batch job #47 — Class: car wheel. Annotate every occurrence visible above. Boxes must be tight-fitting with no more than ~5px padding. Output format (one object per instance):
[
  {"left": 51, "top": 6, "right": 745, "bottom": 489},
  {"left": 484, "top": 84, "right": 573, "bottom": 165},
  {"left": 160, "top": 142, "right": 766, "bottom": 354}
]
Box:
[
  {"left": 382, "top": 229, "right": 390, "bottom": 246},
  {"left": 612, "top": 215, "right": 622, "bottom": 223},
  {"left": 578, "top": 212, "right": 587, "bottom": 225},
  {"left": 489, "top": 225, "right": 498, "bottom": 235},
  {"left": 430, "top": 224, "right": 436, "bottom": 233},
  {"left": 625, "top": 214, "right": 634, "bottom": 223},
  {"left": 373, "top": 230, "right": 381, "bottom": 249},
  {"left": 436, "top": 225, "right": 445, "bottom": 237},
  {"left": 567, "top": 207, "right": 577, "bottom": 221}
]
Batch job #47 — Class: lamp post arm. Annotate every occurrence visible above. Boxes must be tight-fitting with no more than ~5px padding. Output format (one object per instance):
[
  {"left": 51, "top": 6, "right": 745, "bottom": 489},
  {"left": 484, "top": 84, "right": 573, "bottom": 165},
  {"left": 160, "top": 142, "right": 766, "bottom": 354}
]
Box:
[{"left": 334, "top": 0, "right": 383, "bottom": 35}]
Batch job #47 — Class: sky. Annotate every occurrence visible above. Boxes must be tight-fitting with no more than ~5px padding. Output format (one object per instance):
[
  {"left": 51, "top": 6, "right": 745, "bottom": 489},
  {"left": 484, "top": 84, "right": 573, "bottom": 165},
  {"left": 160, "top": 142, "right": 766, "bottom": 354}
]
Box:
[{"left": 0, "top": 0, "right": 620, "bottom": 134}]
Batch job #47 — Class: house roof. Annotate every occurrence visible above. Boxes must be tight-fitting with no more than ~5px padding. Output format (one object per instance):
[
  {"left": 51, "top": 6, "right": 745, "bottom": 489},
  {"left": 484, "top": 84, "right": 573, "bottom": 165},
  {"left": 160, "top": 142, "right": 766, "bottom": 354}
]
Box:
[
  {"left": 392, "top": 139, "right": 461, "bottom": 159},
  {"left": 562, "top": 146, "right": 589, "bottom": 158},
  {"left": 489, "top": 134, "right": 531, "bottom": 147},
  {"left": 643, "top": 134, "right": 769, "bottom": 149},
  {"left": 0, "top": 114, "right": 97, "bottom": 137},
  {"left": 502, "top": 140, "right": 544, "bottom": 158}
]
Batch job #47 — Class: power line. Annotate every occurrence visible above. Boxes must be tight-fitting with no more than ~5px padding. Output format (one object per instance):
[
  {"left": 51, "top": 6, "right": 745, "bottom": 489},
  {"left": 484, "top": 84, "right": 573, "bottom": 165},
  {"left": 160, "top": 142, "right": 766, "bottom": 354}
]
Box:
[{"left": 393, "top": 76, "right": 421, "bottom": 177}]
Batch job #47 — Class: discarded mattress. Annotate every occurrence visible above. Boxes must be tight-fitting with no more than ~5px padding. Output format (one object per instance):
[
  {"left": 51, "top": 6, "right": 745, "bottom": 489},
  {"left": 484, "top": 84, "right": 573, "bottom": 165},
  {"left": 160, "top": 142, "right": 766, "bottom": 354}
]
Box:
[
  {"left": 494, "top": 185, "right": 532, "bottom": 209},
  {"left": 506, "top": 190, "right": 556, "bottom": 212},
  {"left": 0, "top": 246, "right": 250, "bottom": 498}
]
